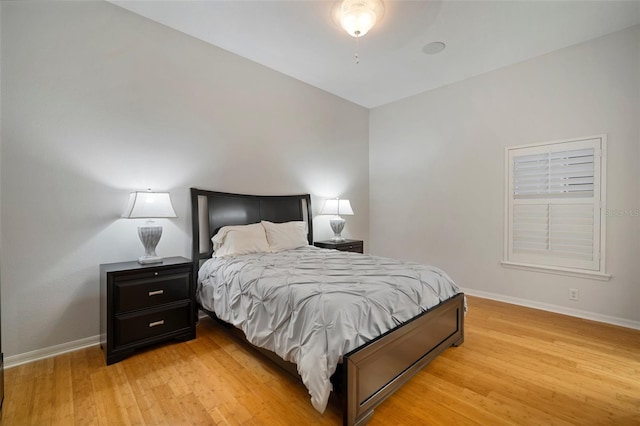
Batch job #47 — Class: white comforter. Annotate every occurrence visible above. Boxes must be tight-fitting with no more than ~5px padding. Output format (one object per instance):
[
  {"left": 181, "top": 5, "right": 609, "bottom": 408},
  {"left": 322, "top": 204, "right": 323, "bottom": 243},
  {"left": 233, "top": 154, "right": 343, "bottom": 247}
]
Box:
[{"left": 197, "top": 246, "right": 460, "bottom": 413}]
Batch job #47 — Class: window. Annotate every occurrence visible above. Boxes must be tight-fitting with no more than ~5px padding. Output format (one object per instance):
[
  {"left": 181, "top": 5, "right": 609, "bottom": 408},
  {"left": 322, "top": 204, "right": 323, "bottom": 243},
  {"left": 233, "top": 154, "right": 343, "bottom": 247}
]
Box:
[{"left": 503, "top": 135, "right": 609, "bottom": 279}]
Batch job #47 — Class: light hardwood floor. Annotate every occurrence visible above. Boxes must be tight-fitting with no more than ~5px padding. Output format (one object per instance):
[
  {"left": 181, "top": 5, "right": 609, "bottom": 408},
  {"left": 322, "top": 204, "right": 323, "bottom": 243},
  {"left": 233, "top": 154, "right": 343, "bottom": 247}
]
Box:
[{"left": 2, "top": 296, "right": 639, "bottom": 425}]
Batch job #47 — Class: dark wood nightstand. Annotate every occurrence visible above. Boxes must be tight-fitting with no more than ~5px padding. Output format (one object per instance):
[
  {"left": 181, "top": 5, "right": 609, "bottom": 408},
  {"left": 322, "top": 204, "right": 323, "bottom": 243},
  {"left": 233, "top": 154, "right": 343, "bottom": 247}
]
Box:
[
  {"left": 100, "top": 257, "right": 196, "bottom": 365},
  {"left": 314, "top": 239, "right": 364, "bottom": 253}
]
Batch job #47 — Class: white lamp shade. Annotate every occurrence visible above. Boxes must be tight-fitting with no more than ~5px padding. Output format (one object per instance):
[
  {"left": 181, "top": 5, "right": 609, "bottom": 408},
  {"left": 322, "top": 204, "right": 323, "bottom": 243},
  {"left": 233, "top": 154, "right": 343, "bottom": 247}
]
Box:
[
  {"left": 339, "top": 0, "right": 384, "bottom": 37},
  {"left": 320, "top": 199, "right": 354, "bottom": 216},
  {"left": 122, "top": 192, "right": 177, "bottom": 219}
]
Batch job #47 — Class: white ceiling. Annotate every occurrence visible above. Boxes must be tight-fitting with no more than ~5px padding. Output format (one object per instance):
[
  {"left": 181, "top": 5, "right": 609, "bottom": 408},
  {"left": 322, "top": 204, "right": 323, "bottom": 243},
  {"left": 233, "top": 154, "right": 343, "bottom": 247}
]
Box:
[{"left": 111, "top": 0, "right": 640, "bottom": 108}]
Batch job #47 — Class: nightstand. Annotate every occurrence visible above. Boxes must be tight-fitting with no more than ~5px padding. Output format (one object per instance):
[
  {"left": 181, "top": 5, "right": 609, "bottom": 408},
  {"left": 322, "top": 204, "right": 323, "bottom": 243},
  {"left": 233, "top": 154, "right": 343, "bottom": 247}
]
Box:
[
  {"left": 314, "top": 239, "right": 364, "bottom": 254},
  {"left": 100, "top": 257, "right": 196, "bottom": 365}
]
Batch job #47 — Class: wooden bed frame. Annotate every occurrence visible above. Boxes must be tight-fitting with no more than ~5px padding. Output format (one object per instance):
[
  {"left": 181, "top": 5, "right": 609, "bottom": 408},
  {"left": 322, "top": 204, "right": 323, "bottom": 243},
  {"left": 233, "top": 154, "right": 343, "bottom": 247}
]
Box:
[{"left": 190, "top": 188, "right": 464, "bottom": 426}]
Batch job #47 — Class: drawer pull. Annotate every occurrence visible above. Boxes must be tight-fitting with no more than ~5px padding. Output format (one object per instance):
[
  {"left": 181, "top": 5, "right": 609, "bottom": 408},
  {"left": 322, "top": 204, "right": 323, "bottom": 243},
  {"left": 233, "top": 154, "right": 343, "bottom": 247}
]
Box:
[
  {"left": 148, "top": 290, "right": 164, "bottom": 296},
  {"left": 149, "top": 320, "right": 165, "bottom": 328}
]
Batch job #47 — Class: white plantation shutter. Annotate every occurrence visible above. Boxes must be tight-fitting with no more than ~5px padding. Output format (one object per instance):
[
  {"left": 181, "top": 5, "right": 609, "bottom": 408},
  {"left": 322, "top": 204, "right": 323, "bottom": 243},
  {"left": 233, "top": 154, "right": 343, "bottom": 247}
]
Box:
[
  {"left": 505, "top": 137, "right": 606, "bottom": 273},
  {"left": 513, "top": 148, "right": 595, "bottom": 198}
]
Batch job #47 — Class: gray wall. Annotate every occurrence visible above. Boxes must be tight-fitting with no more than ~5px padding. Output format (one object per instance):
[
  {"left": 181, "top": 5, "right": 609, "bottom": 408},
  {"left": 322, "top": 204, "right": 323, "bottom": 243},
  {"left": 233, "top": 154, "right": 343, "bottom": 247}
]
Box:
[
  {"left": 0, "top": 0, "right": 4, "bottom": 367},
  {"left": 0, "top": 1, "right": 369, "bottom": 357},
  {"left": 370, "top": 26, "right": 640, "bottom": 324}
]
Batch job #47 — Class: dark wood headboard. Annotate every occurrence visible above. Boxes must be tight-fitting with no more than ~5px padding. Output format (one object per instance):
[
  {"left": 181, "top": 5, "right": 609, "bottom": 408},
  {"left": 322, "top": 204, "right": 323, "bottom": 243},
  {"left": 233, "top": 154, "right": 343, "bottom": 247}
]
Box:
[{"left": 190, "top": 188, "right": 313, "bottom": 269}]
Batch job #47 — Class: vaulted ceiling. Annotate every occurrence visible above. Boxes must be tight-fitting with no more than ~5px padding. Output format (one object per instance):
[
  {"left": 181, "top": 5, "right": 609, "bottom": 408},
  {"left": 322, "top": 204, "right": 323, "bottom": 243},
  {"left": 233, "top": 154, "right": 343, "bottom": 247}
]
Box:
[{"left": 111, "top": 1, "right": 640, "bottom": 108}]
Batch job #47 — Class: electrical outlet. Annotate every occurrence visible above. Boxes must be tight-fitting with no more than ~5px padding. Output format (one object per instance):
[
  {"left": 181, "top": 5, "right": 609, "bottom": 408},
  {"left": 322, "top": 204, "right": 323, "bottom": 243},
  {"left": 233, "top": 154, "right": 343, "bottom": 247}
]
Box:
[{"left": 569, "top": 288, "right": 579, "bottom": 301}]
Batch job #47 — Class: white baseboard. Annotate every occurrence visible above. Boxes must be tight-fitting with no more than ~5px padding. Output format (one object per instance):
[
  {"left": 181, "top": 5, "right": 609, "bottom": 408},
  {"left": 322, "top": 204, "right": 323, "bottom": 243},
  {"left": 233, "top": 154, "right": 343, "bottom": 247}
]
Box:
[
  {"left": 5, "top": 311, "right": 210, "bottom": 369},
  {"left": 5, "top": 335, "right": 100, "bottom": 369},
  {"left": 461, "top": 288, "right": 640, "bottom": 331},
  {"left": 5, "top": 292, "right": 638, "bottom": 369}
]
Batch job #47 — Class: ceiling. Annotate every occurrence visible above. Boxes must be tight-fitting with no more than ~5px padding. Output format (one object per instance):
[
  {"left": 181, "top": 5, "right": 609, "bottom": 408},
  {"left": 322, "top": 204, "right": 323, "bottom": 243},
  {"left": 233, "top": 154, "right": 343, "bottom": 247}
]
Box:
[{"left": 111, "top": 0, "right": 640, "bottom": 109}]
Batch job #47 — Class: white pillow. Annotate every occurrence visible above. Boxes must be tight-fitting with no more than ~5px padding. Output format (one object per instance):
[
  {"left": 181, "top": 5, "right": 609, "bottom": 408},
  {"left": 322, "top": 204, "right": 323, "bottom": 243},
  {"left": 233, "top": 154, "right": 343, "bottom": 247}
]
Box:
[
  {"left": 261, "top": 220, "right": 309, "bottom": 252},
  {"left": 212, "top": 223, "right": 270, "bottom": 258}
]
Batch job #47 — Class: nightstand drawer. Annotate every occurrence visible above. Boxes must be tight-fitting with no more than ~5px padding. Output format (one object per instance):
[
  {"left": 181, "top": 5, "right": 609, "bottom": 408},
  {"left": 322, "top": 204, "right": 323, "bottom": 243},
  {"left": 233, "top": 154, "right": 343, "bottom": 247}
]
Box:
[
  {"left": 315, "top": 239, "right": 364, "bottom": 254},
  {"left": 114, "top": 273, "right": 190, "bottom": 313},
  {"left": 341, "top": 242, "right": 363, "bottom": 253},
  {"left": 114, "top": 303, "right": 191, "bottom": 347}
]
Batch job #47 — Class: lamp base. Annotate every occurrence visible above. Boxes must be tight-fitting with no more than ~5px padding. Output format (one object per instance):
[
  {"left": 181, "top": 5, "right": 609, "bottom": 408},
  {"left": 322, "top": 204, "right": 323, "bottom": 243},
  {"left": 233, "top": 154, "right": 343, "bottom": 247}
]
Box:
[
  {"left": 329, "top": 217, "right": 346, "bottom": 242},
  {"left": 138, "top": 255, "right": 163, "bottom": 264},
  {"left": 137, "top": 224, "right": 164, "bottom": 265}
]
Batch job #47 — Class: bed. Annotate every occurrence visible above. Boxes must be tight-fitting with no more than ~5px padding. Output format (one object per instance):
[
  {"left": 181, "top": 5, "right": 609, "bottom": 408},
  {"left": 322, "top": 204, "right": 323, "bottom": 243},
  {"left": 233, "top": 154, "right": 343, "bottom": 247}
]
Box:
[{"left": 191, "top": 188, "right": 465, "bottom": 426}]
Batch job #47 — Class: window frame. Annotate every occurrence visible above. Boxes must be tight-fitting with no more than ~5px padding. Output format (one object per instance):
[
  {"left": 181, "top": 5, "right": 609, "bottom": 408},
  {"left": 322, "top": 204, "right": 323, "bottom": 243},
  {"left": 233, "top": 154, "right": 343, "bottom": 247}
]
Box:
[{"left": 502, "top": 135, "right": 610, "bottom": 281}]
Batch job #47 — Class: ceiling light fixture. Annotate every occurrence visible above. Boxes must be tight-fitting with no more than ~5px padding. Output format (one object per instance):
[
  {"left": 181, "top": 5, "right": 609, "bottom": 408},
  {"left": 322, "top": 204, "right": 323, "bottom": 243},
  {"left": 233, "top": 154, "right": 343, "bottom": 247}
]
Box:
[{"left": 337, "top": 0, "right": 384, "bottom": 64}]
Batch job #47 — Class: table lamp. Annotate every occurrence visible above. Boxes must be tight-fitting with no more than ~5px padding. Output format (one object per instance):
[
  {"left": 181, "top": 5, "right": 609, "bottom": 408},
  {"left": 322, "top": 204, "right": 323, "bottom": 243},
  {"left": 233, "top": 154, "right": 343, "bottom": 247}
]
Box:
[
  {"left": 122, "top": 190, "right": 177, "bottom": 264},
  {"left": 320, "top": 198, "right": 354, "bottom": 242}
]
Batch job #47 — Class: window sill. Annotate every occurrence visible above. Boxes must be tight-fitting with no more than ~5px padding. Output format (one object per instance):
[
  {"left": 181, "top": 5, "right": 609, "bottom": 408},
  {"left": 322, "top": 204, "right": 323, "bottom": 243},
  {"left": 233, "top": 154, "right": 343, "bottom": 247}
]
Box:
[{"left": 501, "top": 261, "right": 611, "bottom": 281}]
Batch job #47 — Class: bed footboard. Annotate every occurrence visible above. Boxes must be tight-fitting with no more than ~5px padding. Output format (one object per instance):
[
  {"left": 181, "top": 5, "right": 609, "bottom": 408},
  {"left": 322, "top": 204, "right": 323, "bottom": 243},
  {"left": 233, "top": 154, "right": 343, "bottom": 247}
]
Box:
[{"left": 343, "top": 293, "right": 465, "bottom": 426}]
